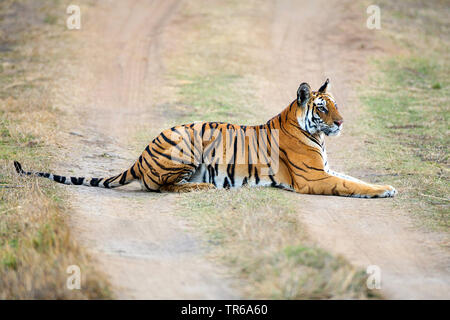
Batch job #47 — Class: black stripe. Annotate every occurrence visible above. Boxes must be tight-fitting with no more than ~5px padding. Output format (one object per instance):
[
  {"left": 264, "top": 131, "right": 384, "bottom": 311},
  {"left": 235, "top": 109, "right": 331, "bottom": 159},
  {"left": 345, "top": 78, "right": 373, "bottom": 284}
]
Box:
[
  {"left": 90, "top": 178, "right": 102, "bottom": 187},
  {"left": 152, "top": 147, "right": 195, "bottom": 167},
  {"left": 300, "top": 130, "right": 321, "bottom": 147},
  {"left": 141, "top": 177, "right": 152, "bottom": 191},
  {"left": 269, "top": 175, "right": 277, "bottom": 187},
  {"left": 130, "top": 165, "right": 139, "bottom": 179},
  {"left": 135, "top": 162, "right": 152, "bottom": 190},
  {"left": 223, "top": 177, "right": 230, "bottom": 189},
  {"left": 291, "top": 171, "right": 330, "bottom": 182},
  {"left": 201, "top": 123, "right": 207, "bottom": 138},
  {"left": 257, "top": 129, "right": 270, "bottom": 165},
  {"left": 227, "top": 164, "right": 235, "bottom": 187},
  {"left": 248, "top": 142, "right": 253, "bottom": 177},
  {"left": 288, "top": 119, "right": 302, "bottom": 130},
  {"left": 119, "top": 171, "right": 128, "bottom": 185},
  {"left": 145, "top": 145, "right": 157, "bottom": 159},
  {"left": 13, "top": 161, "right": 24, "bottom": 174},
  {"left": 303, "top": 162, "right": 324, "bottom": 171},
  {"left": 160, "top": 132, "right": 177, "bottom": 147},
  {"left": 279, "top": 148, "right": 307, "bottom": 172},
  {"left": 151, "top": 158, "right": 184, "bottom": 172},
  {"left": 254, "top": 167, "right": 260, "bottom": 185},
  {"left": 307, "top": 148, "right": 324, "bottom": 159},
  {"left": 70, "top": 177, "right": 84, "bottom": 185},
  {"left": 38, "top": 172, "right": 50, "bottom": 178},
  {"left": 139, "top": 162, "right": 161, "bottom": 186},
  {"left": 104, "top": 174, "right": 121, "bottom": 185},
  {"left": 208, "top": 165, "right": 216, "bottom": 186},
  {"left": 153, "top": 139, "right": 165, "bottom": 150},
  {"left": 53, "top": 175, "right": 65, "bottom": 183}
]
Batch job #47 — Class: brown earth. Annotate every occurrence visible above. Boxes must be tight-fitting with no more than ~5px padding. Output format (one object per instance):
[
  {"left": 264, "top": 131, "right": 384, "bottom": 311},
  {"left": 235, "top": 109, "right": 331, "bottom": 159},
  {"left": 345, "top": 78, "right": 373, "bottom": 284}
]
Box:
[{"left": 54, "top": 0, "right": 449, "bottom": 299}]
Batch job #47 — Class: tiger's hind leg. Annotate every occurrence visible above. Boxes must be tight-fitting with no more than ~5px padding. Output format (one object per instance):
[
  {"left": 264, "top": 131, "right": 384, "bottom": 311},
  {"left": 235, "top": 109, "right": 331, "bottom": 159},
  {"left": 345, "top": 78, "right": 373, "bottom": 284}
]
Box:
[{"left": 160, "top": 182, "right": 216, "bottom": 193}]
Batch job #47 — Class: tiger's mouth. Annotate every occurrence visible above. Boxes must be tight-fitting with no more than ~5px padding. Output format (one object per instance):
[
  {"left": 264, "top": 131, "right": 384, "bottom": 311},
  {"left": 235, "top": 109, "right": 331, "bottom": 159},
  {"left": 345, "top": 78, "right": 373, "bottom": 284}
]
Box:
[{"left": 323, "top": 124, "right": 342, "bottom": 136}]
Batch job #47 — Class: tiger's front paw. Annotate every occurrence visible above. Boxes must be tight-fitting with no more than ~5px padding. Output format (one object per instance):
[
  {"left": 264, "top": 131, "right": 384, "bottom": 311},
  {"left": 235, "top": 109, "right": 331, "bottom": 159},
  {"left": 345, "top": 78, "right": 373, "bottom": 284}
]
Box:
[{"left": 378, "top": 185, "right": 397, "bottom": 198}]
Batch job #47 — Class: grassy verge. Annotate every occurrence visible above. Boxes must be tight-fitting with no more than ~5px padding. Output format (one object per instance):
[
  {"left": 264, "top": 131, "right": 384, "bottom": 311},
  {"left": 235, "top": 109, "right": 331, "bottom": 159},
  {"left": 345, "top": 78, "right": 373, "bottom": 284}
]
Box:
[
  {"left": 179, "top": 188, "right": 374, "bottom": 299},
  {"left": 148, "top": 0, "right": 377, "bottom": 299},
  {"left": 0, "top": 0, "right": 111, "bottom": 299},
  {"left": 359, "top": 0, "right": 449, "bottom": 231}
]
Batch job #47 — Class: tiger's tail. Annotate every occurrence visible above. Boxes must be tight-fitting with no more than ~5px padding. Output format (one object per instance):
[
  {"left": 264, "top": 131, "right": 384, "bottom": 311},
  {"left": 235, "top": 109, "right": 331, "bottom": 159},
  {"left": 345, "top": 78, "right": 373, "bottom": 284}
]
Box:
[{"left": 13, "top": 161, "right": 140, "bottom": 189}]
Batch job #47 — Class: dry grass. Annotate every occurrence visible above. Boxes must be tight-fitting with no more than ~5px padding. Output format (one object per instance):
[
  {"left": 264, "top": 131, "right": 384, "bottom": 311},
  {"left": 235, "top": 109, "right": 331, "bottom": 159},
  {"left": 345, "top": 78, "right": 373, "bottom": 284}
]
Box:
[
  {"left": 359, "top": 0, "right": 449, "bottom": 231},
  {"left": 0, "top": 172, "right": 111, "bottom": 299},
  {"left": 0, "top": 0, "right": 111, "bottom": 299},
  {"left": 180, "top": 188, "right": 376, "bottom": 299}
]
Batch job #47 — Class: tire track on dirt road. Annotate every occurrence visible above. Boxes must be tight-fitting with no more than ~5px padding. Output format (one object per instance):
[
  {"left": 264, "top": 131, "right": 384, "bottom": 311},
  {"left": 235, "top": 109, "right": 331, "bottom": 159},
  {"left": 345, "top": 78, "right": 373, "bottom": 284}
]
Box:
[
  {"left": 57, "top": 0, "right": 237, "bottom": 299},
  {"left": 263, "top": 0, "right": 449, "bottom": 299}
]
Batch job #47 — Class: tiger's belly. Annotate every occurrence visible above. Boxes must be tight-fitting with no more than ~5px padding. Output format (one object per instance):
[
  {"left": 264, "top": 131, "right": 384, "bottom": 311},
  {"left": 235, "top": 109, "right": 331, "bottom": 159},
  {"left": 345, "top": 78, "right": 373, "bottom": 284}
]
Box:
[{"left": 189, "top": 164, "right": 276, "bottom": 189}]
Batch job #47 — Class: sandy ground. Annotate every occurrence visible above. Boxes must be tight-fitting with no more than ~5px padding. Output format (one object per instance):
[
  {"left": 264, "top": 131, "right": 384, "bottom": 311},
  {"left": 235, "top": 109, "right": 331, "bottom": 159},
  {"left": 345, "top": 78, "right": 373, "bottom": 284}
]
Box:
[{"left": 56, "top": 0, "right": 449, "bottom": 299}]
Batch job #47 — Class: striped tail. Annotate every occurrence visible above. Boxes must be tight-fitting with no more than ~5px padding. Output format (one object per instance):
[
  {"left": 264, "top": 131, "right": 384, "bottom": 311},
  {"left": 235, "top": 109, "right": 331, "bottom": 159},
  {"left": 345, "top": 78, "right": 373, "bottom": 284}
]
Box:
[{"left": 13, "top": 161, "right": 140, "bottom": 189}]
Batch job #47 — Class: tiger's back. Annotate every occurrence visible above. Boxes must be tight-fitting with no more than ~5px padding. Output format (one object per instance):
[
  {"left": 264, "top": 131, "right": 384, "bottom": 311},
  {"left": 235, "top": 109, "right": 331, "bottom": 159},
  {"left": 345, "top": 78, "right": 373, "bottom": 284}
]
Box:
[{"left": 139, "top": 120, "right": 288, "bottom": 192}]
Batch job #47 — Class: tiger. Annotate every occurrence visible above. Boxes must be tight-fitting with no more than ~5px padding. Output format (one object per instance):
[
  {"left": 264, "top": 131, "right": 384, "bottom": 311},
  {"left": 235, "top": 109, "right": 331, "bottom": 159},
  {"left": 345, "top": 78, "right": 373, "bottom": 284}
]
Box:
[{"left": 14, "top": 79, "right": 396, "bottom": 198}]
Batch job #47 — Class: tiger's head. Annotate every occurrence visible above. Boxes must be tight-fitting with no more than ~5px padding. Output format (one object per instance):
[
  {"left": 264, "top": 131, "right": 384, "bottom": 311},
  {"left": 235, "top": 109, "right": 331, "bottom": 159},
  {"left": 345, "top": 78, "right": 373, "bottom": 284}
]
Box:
[{"left": 296, "top": 79, "right": 344, "bottom": 136}]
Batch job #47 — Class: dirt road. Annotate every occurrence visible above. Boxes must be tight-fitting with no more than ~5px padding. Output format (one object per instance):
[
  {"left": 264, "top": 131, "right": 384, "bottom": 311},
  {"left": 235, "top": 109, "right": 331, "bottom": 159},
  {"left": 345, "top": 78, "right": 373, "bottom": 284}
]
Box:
[{"left": 57, "top": 0, "right": 449, "bottom": 299}]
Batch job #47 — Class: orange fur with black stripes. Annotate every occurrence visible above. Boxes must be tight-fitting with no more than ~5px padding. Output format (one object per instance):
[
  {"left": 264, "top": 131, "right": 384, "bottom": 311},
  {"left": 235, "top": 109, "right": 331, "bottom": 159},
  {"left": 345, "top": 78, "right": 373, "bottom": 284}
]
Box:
[{"left": 14, "top": 79, "right": 396, "bottom": 198}]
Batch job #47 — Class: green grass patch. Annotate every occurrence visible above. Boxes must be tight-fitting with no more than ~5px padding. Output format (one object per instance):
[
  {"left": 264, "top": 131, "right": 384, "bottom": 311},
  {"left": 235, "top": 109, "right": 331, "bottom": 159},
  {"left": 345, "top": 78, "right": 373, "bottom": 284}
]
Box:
[
  {"left": 44, "top": 14, "right": 58, "bottom": 25},
  {"left": 360, "top": 55, "right": 449, "bottom": 230},
  {"left": 2, "top": 252, "right": 17, "bottom": 270},
  {"left": 175, "top": 73, "right": 252, "bottom": 123}
]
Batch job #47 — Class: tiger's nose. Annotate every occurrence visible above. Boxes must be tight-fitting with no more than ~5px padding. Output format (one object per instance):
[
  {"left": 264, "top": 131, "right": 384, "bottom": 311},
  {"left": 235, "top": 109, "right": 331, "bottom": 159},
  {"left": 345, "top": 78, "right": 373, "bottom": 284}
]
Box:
[{"left": 334, "top": 120, "right": 343, "bottom": 127}]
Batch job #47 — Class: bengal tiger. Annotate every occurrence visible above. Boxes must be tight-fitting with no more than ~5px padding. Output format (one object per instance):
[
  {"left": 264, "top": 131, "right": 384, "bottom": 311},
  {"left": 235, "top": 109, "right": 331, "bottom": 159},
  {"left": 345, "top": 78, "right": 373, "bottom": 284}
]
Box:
[{"left": 14, "top": 79, "right": 396, "bottom": 198}]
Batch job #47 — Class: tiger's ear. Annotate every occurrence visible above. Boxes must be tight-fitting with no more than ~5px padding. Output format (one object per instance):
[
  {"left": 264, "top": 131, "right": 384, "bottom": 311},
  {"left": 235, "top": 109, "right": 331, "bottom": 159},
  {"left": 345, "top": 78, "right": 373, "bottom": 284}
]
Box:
[
  {"left": 318, "top": 78, "right": 329, "bottom": 93},
  {"left": 297, "top": 83, "right": 311, "bottom": 107}
]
